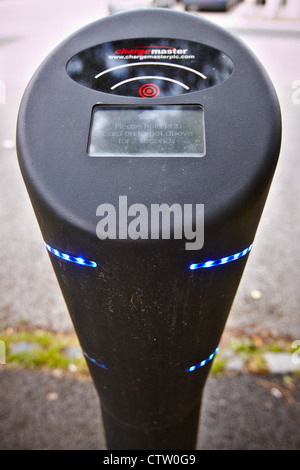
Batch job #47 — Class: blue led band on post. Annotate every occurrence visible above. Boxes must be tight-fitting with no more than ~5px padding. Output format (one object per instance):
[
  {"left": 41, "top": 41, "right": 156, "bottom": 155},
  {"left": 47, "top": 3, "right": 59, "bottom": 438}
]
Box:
[
  {"left": 189, "top": 244, "right": 253, "bottom": 271},
  {"left": 83, "top": 351, "right": 108, "bottom": 370},
  {"left": 185, "top": 346, "right": 219, "bottom": 372},
  {"left": 45, "top": 243, "right": 97, "bottom": 268}
]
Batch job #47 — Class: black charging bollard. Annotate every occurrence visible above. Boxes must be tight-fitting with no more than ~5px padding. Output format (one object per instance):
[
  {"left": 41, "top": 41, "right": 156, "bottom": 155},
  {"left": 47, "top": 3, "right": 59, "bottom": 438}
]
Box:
[{"left": 17, "top": 9, "right": 281, "bottom": 450}]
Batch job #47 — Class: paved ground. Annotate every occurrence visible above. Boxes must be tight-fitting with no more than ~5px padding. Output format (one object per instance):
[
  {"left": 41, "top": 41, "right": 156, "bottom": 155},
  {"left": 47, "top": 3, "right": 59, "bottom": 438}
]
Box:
[
  {"left": 0, "top": 368, "right": 299, "bottom": 450},
  {"left": 0, "top": 0, "right": 300, "bottom": 451}
]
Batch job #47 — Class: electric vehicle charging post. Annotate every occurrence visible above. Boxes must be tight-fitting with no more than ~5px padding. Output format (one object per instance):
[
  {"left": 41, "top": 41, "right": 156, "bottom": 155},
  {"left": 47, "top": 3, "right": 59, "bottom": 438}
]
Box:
[{"left": 17, "top": 9, "right": 281, "bottom": 450}]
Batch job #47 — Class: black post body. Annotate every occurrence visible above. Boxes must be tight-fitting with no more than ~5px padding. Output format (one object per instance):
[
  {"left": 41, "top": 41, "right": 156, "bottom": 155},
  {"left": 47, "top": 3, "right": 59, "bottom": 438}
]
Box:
[{"left": 16, "top": 9, "right": 281, "bottom": 450}]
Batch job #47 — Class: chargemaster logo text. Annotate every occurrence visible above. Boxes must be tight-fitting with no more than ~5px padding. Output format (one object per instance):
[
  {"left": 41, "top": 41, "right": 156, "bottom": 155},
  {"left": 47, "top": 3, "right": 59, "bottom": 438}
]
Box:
[
  {"left": 110, "top": 45, "right": 195, "bottom": 61},
  {"left": 96, "top": 196, "right": 204, "bottom": 251},
  {"left": 115, "top": 46, "right": 188, "bottom": 56}
]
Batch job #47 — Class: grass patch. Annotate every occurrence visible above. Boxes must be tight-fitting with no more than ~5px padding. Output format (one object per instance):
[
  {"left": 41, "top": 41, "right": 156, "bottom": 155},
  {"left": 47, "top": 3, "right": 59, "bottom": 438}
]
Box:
[
  {"left": 210, "top": 355, "right": 227, "bottom": 376},
  {"left": 1, "top": 326, "right": 298, "bottom": 377},
  {"left": 0, "top": 327, "right": 88, "bottom": 374}
]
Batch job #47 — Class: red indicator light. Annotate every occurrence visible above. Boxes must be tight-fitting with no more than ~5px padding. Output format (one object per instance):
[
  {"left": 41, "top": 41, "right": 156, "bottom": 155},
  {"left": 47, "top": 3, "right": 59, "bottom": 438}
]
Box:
[{"left": 139, "top": 83, "right": 160, "bottom": 98}]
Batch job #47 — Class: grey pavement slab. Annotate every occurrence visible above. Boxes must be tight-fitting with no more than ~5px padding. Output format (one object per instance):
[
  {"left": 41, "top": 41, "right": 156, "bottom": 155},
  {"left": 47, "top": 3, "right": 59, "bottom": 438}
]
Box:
[{"left": 0, "top": 368, "right": 299, "bottom": 450}]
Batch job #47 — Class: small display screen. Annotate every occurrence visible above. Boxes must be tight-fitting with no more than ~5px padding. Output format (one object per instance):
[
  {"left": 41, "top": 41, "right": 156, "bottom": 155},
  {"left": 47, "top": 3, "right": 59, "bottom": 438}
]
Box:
[{"left": 87, "top": 105, "right": 205, "bottom": 157}]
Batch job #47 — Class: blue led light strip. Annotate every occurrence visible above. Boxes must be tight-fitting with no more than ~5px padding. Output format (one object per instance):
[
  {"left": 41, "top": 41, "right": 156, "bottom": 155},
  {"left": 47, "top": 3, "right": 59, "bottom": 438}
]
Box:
[
  {"left": 186, "top": 346, "right": 219, "bottom": 372},
  {"left": 45, "top": 243, "right": 97, "bottom": 268},
  {"left": 189, "top": 244, "right": 253, "bottom": 271},
  {"left": 83, "top": 351, "right": 108, "bottom": 370}
]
